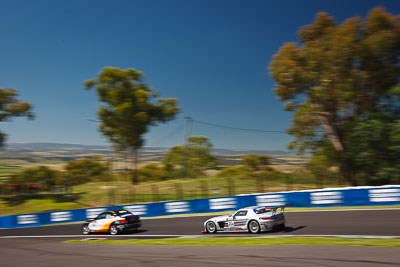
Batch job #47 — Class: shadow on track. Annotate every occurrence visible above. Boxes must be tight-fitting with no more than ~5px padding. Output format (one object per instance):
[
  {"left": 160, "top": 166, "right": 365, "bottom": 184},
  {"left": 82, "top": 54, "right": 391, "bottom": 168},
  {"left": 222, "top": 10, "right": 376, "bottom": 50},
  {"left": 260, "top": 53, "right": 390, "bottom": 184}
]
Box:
[
  {"left": 283, "top": 226, "right": 307, "bottom": 233},
  {"left": 85, "top": 229, "right": 149, "bottom": 235},
  {"left": 201, "top": 226, "right": 308, "bottom": 236}
]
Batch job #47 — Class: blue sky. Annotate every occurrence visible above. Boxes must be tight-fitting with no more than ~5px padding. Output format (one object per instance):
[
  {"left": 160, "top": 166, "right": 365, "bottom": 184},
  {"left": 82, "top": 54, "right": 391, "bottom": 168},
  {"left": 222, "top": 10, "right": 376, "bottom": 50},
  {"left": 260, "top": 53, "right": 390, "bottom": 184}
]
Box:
[{"left": 1, "top": 0, "right": 400, "bottom": 151}]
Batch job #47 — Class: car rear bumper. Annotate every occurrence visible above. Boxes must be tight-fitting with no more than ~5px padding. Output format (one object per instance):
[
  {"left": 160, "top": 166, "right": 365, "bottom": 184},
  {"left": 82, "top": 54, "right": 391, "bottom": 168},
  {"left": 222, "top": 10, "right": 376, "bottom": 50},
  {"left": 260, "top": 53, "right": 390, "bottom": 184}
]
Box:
[
  {"left": 116, "top": 220, "right": 141, "bottom": 232},
  {"left": 260, "top": 220, "right": 285, "bottom": 231}
]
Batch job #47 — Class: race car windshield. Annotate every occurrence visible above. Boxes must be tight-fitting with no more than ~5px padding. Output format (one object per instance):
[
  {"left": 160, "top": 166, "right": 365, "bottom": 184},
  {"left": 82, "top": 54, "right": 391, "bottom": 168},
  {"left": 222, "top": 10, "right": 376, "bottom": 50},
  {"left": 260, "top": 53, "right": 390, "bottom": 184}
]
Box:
[
  {"left": 114, "top": 210, "right": 133, "bottom": 216},
  {"left": 255, "top": 208, "right": 271, "bottom": 214}
]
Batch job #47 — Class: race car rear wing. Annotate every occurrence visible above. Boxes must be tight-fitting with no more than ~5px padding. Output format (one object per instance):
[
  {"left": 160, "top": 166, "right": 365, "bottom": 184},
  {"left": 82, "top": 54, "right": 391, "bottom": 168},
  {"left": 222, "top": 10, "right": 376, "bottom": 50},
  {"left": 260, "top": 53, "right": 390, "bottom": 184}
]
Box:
[
  {"left": 253, "top": 204, "right": 291, "bottom": 215},
  {"left": 271, "top": 204, "right": 291, "bottom": 215}
]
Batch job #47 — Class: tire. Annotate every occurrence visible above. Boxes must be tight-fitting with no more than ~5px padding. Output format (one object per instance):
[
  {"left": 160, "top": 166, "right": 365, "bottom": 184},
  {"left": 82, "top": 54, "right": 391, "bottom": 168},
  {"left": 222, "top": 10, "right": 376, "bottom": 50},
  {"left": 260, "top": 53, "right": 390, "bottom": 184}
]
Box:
[
  {"left": 206, "top": 221, "right": 217, "bottom": 234},
  {"left": 109, "top": 224, "right": 119, "bottom": 235},
  {"left": 248, "top": 220, "right": 260, "bottom": 234},
  {"left": 81, "top": 224, "right": 90, "bottom": 235}
]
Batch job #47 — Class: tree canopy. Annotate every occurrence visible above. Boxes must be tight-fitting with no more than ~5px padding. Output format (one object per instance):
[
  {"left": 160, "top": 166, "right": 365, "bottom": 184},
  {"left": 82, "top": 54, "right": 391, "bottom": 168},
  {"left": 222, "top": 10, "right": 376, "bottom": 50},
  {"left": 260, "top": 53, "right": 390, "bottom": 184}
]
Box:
[
  {"left": 64, "top": 157, "right": 110, "bottom": 186},
  {"left": 0, "top": 88, "right": 34, "bottom": 147},
  {"left": 242, "top": 154, "right": 271, "bottom": 172},
  {"left": 8, "top": 158, "right": 110, "bottom": 192},
  {"left": 9, "top": 166, "right": 58, "bottom": 191},
  {"left": 84, "top": 67, "right": 180, "bottom": 183},
  {"left": 270, "top": 7, "right": 400, "bottom": 185},
  {"left": 162, "top": 136, "right": 219, "bottom": 177}
]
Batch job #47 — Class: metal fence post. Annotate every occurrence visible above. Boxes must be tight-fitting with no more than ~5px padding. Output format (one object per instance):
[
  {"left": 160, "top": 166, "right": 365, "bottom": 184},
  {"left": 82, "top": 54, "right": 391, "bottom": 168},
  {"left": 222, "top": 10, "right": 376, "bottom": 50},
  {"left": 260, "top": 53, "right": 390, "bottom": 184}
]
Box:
[
  {"left": 257, "top": 176, "right": 264, "bottom": 193},
  {"left": 227, "top": 177, "right": 235, "bottom": 196},
  {"left": 152, "top": 185, "right": 159, "bottom": 202},
  {"left": 317, "top": 173, "right": 324, "bottom": 189},
  {"left": 108, "top": 188, "right": 115, "bottom": 206},
  {"left": 175, "top": 183, "right": 183, "bottom": 200},
  {"left": 286, "top": 174, "right": 292, "bottom": 191},
  {"left": 130, "top": 186, "right": 136, "bottom": 203},
  {"left": 201, "top": 180, "right": 208, "bottom": 199}
]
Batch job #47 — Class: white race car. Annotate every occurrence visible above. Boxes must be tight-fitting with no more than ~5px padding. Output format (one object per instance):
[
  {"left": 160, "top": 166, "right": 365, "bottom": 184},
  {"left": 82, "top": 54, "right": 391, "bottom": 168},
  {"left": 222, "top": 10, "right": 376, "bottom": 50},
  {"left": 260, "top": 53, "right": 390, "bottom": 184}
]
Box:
[
  {"left": 81, "top": 209, "right": 141, "bottom": 235},
  {"left": 202, "top": 205, "right": 288, "bottom": 234}
]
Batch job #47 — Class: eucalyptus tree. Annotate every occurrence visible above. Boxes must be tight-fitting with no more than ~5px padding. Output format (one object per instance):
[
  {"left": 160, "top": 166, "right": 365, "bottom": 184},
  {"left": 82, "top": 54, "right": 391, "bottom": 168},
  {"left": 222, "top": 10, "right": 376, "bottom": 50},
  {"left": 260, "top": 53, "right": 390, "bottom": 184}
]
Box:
[
  {"left": 0, "top": 88, "right": 34, "bottom": 147},
  {"left": 162, "top": 136, "right": 219, "bottom": 177},
  {"left": 85, "top": 67, "right": 180, "bottom": 184},
  {"left": 270, "top": 7, "right": 400, "bottom": 185}
]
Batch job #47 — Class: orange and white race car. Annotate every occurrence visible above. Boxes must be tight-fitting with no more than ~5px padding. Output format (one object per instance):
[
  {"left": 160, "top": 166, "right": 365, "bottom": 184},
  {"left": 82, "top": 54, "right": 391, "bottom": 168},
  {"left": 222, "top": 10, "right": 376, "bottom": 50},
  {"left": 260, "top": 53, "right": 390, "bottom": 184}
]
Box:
[{"left": 81, "top": 209, "right": 141, "bottom": 235}]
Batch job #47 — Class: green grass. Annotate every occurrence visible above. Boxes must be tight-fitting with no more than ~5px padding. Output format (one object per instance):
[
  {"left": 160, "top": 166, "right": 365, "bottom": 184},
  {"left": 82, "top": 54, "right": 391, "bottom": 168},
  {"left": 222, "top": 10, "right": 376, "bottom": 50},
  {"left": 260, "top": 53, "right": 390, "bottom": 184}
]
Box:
[
  {"left": 38, "top": 160, "right": 65, "bottom": 164},
  {"left": 0, "top": 159, "right": 30, "bottom": 165},
  {"left": 0, "top": 151, "right": 345, "bottom": 213},
  {"left": 0, "top": 174, "right": 396, "bottom": 216},
  {"left": 0, "top": 165, "right": 22, "bottom": 177},
  {"left": 70, "top": 177, "right": 345, "bottom": 208},
  {"left": 0, "top": 157, "right": 65, "bottom": 181},
  {"left": 0, "top": 199, "right": 81, "bottom": 215},
  {"left": 66, "top": 237, "right": 400, "bottom": 247}
]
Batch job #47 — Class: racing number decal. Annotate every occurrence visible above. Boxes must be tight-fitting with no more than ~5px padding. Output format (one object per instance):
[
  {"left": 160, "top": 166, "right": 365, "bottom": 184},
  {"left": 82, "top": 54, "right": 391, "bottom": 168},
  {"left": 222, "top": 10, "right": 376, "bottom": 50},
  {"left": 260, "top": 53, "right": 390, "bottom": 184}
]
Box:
[{"left": 228, "top": 221, "right": 234, "bottom": 227}]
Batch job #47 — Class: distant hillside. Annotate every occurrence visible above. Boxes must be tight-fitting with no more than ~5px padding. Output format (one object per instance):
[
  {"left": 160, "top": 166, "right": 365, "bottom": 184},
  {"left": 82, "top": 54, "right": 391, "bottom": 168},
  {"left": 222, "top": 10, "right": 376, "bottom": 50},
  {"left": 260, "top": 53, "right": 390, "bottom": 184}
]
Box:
[
  {"left": 212, "top": 148, "right": 292, "bottom": 156},
  {"left": 5, "top": 143, "right": 110, "bottom": 152},
  {"left": 5, "top": 142, "right": 291, "bottom": 156},
  {"left": 0, "top": 143, "right": 307, "bottom": 181}
]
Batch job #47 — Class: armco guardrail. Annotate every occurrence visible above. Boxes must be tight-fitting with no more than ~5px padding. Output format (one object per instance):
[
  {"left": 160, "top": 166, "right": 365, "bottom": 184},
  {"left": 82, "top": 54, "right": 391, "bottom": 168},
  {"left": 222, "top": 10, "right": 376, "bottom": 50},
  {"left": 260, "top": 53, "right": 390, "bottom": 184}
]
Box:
[{"left": 0, "top": 185, "right": 399, "bottom": 229}]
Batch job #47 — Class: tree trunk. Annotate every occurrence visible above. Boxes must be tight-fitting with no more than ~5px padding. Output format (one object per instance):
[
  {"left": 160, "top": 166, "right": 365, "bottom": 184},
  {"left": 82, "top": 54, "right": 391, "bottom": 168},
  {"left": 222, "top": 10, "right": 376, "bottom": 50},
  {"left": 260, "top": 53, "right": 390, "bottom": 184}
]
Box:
[
  {"left": 339, "top": 159, "right": 358, "bottom": 186},
  {"left": 315, "top": 112, "right": 359, "bottom": 185},
  {"left": 315, "top": 112, "right": 344, "bottom": 152},
  {"left": 131, "top": 149, "right": 139, "bottom": 185}
]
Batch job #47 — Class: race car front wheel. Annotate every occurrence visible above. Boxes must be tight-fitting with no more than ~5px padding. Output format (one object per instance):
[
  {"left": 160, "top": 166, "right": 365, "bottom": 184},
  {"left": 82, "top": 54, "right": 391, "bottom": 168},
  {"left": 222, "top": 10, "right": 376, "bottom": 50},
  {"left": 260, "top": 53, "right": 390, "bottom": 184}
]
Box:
[
  {"left": 248, "top": 220, "right": 260, "bottom": 234},
  {"left": 206, "top": 221, "right": 217, "bottom": 234},
  {"left": 109, "top": 224, "right": 119, "bottom": 235},
  {"left": 82, "top": 224, "right": 90, "bottom": 235}
]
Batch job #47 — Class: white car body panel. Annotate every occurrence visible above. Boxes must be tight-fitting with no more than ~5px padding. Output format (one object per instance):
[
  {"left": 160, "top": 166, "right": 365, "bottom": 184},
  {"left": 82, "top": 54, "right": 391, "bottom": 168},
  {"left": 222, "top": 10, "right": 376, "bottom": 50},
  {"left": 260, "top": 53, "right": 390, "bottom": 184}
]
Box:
[
  {"left": 203, "top": 205, "right": 288, "bottom": 233},
  {"left": 88, "top": 217, "right": 115, "bottom": 231}
]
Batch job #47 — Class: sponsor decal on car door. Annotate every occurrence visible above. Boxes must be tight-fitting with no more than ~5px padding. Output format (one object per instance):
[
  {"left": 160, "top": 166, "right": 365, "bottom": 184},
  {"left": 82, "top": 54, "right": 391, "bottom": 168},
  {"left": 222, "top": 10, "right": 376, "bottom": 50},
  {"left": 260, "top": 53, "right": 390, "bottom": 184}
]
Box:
[
  {"left": 89, "top": 212, "right": 112, "bottom": 231},
  {"left": 97, "top": 214, "right": 116, "bottom": 231},
  {"left": 233, "top": 210, "right": 248, "bottom": 228},
  {"left": 89, "top": 218, "right": 105, "bottom": 231},
  {"left": 89, "top": 219, "right": 101, "bottom": 231}
]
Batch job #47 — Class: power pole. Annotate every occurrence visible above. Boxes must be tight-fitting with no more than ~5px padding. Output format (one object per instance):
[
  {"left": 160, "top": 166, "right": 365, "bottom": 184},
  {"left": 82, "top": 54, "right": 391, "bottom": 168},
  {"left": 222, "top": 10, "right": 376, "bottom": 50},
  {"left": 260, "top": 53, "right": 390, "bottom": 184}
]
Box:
[
  {"left": 184, "top": 116, "right": 193, "bottom": 145},
  {"left": 182, "top": 116, "right": 193, "bottom": 177}
]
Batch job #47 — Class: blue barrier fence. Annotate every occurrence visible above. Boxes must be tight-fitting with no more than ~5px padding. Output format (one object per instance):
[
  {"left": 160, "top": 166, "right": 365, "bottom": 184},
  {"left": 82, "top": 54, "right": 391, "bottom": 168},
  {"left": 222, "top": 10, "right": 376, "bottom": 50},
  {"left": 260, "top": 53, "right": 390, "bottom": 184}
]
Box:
[{"left": 1, "top": 185, "right": 399, "bottom": 229}]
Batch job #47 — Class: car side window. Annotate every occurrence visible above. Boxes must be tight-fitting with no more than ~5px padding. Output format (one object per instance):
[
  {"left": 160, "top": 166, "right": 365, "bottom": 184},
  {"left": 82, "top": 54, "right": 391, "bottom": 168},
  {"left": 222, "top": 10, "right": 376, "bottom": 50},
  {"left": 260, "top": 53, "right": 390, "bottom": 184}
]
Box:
[
  {"left": 234, "top": 210, "right": 247, "bottom": 217},
  {"left": 96, "top": 213, "right": 107, "bottom": 220}
]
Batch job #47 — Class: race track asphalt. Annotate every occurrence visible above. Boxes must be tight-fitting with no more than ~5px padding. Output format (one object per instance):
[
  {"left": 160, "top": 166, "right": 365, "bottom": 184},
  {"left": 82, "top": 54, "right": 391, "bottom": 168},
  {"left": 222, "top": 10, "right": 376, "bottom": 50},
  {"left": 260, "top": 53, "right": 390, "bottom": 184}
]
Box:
[
  {"left": 1, "top": 209, "right": 400, "bottom": 266},
  {"left": 0, "top": 209, "right": 399, "bottom": 237},
  {"left": 1, "top": 238, "right": 400, "bottom": 267}
]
